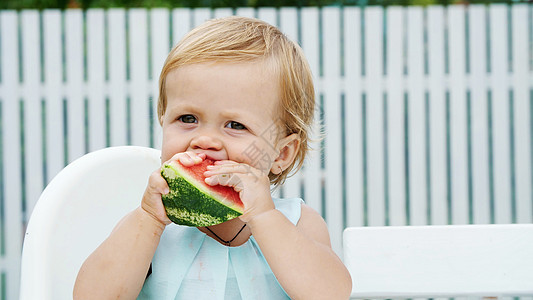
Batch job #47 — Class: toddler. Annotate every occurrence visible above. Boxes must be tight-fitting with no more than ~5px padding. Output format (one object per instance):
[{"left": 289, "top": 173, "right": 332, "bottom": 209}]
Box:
[{"left": 74, "top": 16, "right": 351, "bottom": 299}]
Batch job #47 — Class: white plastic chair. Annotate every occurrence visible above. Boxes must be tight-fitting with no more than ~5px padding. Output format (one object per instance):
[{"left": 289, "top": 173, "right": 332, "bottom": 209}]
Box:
[
  {"left": 344, "top": 224, "right": 533, "bottom": 299},
  {"left": 19, "top": 146, "right": 161, "bottom": 300}
]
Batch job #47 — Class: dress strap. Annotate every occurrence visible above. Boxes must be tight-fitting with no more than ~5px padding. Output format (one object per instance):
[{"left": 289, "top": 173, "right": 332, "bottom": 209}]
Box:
[{"left": 272, "top": 197, "right": 303, "bottom": 226}]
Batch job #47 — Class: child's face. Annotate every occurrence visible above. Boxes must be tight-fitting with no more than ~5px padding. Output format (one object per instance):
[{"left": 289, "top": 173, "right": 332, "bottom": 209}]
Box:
[{"left": 160, "top": 60, "right": 285, "bottom": 174}]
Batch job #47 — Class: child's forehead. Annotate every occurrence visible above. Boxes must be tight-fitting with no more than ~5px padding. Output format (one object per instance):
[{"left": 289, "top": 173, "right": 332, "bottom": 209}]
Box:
[
  {"left": 165, "top": 61, "right": 283, "bottom": 117},
  {"left": 165, "top": 60, "right": 281, "bottom": 101}
]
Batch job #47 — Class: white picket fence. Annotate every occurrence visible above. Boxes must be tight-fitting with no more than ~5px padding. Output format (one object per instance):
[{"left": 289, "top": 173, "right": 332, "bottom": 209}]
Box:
[{"left": 1, "top": 4, "right": 532, "bottom": 299}]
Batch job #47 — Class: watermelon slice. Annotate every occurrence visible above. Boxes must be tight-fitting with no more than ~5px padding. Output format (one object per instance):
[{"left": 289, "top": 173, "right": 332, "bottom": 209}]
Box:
[{"left": 160, "top": 159, "right": 244, "bottom": 227}]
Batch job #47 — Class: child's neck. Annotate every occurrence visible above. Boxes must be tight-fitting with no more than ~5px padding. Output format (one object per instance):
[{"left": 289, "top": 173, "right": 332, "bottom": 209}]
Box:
[{"left": 199, "top": 218, "right": 251, "bottom": 247}]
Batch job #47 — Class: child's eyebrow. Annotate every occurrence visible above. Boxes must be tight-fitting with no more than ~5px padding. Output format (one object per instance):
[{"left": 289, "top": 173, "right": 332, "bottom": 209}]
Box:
[
  {"left": 219, "top": 110, "right": 263, "bottom": 129},
  {"left": 166, "top": 103, "right": 202, "bottom": 115},
  {"left": 219, "top": 111, "right": 242, "bottom": 121}
]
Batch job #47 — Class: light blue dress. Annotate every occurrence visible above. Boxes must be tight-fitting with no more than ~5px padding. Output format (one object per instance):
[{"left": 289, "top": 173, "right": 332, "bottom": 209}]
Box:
[{"left": 138, "top": 198, "right": 303, "bottom": 300}]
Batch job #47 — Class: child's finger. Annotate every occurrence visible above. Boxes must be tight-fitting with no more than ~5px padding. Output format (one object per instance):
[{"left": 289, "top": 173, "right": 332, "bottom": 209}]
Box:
[
  {"left": 142, "top": 169, "right": 172, "bottom": 225},
  {"left": 206, "top": 161, "right": 246, "bottom": 171},
  {"left": 205, "top": 162, "right": 263, "bottom": 177},
  {"left": 205, "top": 173, "right": 244, "bottom": 192},
  {"left": 147, "top": 169, "right": 170, "bottom": 195},
  {"left": 213, "top": 160, "right": 235, "bottom": 165},
  {"left": 178, "top": 153, "right": 198, "bottom": 166},
  {"left": 169, "top": 151, "right": 205, "bottom": 166}
]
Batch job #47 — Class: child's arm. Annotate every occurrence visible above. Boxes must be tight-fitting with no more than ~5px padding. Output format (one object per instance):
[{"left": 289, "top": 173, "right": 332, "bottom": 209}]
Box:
[
  {"left": 205, "top": 162, "right": 352, "bottom": 299},
  {"left": 73, "top": 206, "right": 166, "bottom": 299},
  {"left": 73, "top": 152, "right": 204, "bottom": 299},
  {"left": 248, "top": 204, "right": 352, "bottom": 299}
]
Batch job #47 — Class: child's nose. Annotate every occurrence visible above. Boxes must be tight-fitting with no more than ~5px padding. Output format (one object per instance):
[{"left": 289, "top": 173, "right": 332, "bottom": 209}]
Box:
[{"left": 190, "top": 134, "right": 223, "bottom": 151}]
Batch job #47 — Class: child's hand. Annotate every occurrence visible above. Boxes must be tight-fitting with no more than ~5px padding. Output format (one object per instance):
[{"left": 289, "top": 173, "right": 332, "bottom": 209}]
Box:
[
  {"left": 203, "top": 161, "right": 275, "bottom": 223},
  {"left": 141, "top": 151, "right": 207, "bottom": 226}
]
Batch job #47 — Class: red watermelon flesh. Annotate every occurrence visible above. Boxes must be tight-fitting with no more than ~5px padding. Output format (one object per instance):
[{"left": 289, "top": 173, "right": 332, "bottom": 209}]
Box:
[{"left": 161, "top": 159, "right": 244, "bottom": 227}]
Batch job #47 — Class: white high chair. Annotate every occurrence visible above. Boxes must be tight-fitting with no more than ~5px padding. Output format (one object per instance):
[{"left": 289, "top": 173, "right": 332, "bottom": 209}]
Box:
[
  {"left": 19, "top": 146, "right": 161, "bottom": 300},
  {"left": 343, "top": 224, "right": 533, "bottom": 299}
]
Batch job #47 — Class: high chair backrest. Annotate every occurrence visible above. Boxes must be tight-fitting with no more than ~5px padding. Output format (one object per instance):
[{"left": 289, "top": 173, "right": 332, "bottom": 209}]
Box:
[
  {"left": 343, "top": 224, "right": 533, "bottom": 299},
  {"left": 19, "top": 146, "right": 161, "bottom": 300}
]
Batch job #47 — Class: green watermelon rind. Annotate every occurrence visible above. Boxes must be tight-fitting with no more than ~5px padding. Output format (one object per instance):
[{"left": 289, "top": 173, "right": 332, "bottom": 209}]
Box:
[{"left": 161, "top": 162, "right": 243, "bottom": 227}]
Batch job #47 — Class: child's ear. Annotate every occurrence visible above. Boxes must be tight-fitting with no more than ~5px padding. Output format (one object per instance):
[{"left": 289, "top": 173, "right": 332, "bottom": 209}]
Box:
[{"left": 271, "top": 133, "right": 300, "bottom": 174}]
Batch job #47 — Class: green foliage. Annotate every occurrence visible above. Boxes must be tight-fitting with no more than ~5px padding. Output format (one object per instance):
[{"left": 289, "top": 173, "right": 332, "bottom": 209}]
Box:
[
  {"left": 0, "top": 0, "right": 527, "bottom": 9},
  {"left": 0, "top": 0, "right": 337, "bottom": 9},
  {"left": 1, "top": 0, "right": 68, "bottom": 9}
]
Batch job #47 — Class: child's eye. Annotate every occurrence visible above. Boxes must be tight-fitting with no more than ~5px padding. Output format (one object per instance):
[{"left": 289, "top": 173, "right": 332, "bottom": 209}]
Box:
[
  {"left": 178, "top": 115, "right": 197, "bottom": 124},
  {"left": 226, "top": 121, "right": 247, "bottom": 130}
]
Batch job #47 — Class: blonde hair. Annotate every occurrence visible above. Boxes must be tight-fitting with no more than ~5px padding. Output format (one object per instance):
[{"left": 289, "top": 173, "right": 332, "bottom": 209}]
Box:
[{"left": 158, "top": 16, "right": 315, "bottom": 186}]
